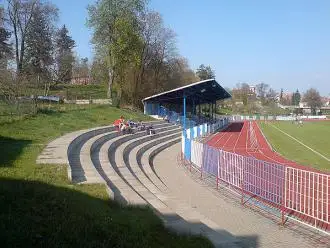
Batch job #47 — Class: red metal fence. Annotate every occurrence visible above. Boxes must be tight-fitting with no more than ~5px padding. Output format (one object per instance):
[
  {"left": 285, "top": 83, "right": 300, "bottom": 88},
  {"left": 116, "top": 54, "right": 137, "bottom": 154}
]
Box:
[{"left": 188, "top": 138, "right": 330, "bottom": 234}]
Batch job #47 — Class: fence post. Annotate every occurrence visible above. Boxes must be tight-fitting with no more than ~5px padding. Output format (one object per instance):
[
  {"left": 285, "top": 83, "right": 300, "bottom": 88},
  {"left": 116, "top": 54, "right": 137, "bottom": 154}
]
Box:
[
  {"left": 217, "top": 150, "right": 220, "bottom": 189},
  {"left": 241, "top": 156, "right": 245, "bottom": 205},
  {"left": 200, "top": 145, "right": 203, "bottom": 179},
  {"left": 201, "top": 142, "right": 204, "bottom": 179},
  {"left": 281, "top": 167, "right": 287, "bottom": 226}
]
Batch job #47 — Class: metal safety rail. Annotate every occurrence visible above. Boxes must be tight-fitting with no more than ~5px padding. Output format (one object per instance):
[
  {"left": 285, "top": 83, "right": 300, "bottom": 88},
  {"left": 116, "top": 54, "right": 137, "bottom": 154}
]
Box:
[{"left": 184, "top": 123, "right": 330, "bottom": 235}]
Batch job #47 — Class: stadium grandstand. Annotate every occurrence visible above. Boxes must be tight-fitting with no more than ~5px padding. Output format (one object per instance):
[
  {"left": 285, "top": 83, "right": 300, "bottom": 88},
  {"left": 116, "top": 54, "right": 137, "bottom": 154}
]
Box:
[
  {"left": 142, "top": 79, "right": 231, "bottom": 130},
  {"left": 142, "top": 79, "right": 330, "bottom": 235}
]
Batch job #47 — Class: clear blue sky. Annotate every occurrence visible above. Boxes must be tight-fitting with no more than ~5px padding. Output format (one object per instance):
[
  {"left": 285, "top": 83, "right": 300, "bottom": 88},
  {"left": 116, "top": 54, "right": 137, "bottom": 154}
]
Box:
[{"left": 54, "top": 0, "right": 330, "bottom": 95}]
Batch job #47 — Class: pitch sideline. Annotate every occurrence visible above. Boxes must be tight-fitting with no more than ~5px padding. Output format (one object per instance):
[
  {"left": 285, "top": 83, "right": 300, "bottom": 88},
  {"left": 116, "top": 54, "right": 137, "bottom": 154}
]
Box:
[{"left": 269, "top": 123, "right": 330, "bottom": 163}]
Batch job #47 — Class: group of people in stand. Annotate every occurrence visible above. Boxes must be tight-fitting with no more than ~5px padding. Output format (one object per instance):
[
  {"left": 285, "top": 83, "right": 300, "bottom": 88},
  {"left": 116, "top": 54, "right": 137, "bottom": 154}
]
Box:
[{"left": 113, "top": 116, "right": 155, "bottom": 135}]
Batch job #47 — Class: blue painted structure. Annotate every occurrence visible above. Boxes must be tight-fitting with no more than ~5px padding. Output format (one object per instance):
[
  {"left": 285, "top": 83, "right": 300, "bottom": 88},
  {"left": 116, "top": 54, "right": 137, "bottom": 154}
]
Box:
[{"left": 142, "top": 79, "right": 231, "bottom": 160}]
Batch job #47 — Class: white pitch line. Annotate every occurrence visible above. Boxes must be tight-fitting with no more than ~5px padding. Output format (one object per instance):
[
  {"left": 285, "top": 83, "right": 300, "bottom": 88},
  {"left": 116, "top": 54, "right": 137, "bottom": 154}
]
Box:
[{"left": 269, "top": 124, "right": 330, "bottom": 162}]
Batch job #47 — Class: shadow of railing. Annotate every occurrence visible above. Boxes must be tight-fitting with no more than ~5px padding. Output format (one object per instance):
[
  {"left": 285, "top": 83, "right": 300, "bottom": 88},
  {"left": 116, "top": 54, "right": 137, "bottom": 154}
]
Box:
[{"left": 159, "top": 212, "right": 259, "bottom": 247}]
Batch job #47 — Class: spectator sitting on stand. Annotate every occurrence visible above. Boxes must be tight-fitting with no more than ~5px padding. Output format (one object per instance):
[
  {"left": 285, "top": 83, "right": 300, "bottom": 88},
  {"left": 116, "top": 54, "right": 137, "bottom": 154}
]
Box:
[
  {"left": 127, "top": 119, "right": 137, "bottom": 128},
  {"left": 121, "top": 122, "right": 132, "bottom": 134},
  {"left": 146, "top": 125, "right": 155, "bottom": 135},
  {"left": 137, "top": 121, "right": 145, "bottom": 131}
]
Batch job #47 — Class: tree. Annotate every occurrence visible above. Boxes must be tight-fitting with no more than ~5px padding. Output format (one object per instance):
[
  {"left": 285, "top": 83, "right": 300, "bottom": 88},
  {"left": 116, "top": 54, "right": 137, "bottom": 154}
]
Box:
[
  {"left": 87, "top": 0, "right": 147, "bottom": 98},
  {"left": 7, "top": 0, "right": 39, "bottom": 73},
  {"left": 196, "top": 64, "right": 215, "bottom": 80},
  {"left": 231, "top": 83, "right": 251, "bottom": 106},
  {"left": 0, "top": 7, "right": 12, "bottom": 68},
  {"left": 91, "top": 56, "right": 108, "bottom": 85},
  {"left": 72, "top": 57, "right": 90, "bottom": 83},
  {"left": 55, "top": 25, "right": 75, "bottom": 83},
  {"left": 266, "top": 88, "right": 277, "bottom": 103},
  {"left": 279, "top": 88, "right": 283, "bottom": 102},
  {"left": 24, "top": 3, "right": 57, "bottom": 73},
  {"left": 256, "top": 83, "right": 269, "bottom": 104},
  {"left": 291, "top": 89, "right": 301, "bottom": 106},
  {"left": 303, "top": 88, "right": 322, "bottom": 115},
  {"left": 23, "top": 1, "right": 58, "bottom": 95},
  {"left": 88, "top": 1, "right": 198, "bottom": 108}
]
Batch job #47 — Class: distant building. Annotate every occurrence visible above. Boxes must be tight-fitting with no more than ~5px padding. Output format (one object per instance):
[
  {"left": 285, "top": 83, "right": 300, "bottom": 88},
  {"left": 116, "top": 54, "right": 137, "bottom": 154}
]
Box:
[
  {"left": 249, "top": 85, "right": 256, "bottom": 94},
  {"left": 70, "top": 76, "right": 92, "bottom": 85},
  {"left": 299, "top": 102, "right": 308, "bottom": 108},
  {"left": 280, "top": 92, "right": 293, "bottom": 105},
  {"left": 321, "top": 97, "right": 330, "bottom": 106}
]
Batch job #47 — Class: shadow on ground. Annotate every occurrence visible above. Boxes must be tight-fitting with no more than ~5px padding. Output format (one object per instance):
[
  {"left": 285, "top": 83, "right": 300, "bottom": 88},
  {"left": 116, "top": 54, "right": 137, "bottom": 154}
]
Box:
[
  {"left": 161, "top": 212, "right": 259, "bottom": 248},
  {"left": 0, "top": 178, "right": 259, "bottom": 247},
  {"left": 0, "top": 136, "right": 32, "bottom": 167},
  {"left": 223, "top": 122, "right": 244, "bottom": 133}
]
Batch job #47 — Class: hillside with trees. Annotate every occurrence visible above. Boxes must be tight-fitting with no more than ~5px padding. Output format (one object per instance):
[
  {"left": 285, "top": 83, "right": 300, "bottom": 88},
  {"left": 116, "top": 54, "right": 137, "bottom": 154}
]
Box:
[
  {"left": 86, "top": 0, "right": 200, "bottom": 108},
  {"left": 0, "top": 0, "right": 203, "bottom": 113},
  {"left": 1, "top": 0, "right": 326, "bottom": 117}
]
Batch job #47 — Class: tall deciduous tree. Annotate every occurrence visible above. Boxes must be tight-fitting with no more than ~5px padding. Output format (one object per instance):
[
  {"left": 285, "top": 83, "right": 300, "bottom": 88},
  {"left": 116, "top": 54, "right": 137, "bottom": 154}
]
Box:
[
  {"left": 136, "top": 11, "right": 177, "bottom": 98},
  {"left": 7, "top": 0, "right": 39, "bottom": 73},
  {"left": 303, "top": 88, "right": 322, "bottom": 115},
  {"left": 87, "top": 0, "right": 147, "bottom": 98},
  {"left": 91, "top": 56, "right": 108, "bottom": 85},
  {"left": 55, "top": 25, "right": 75, "bottom": 83},
  {"left": 23, "top": 1, "right": 58, "bottom": 95},
  {"left": 72, "top": 57, "right": 90, "bottom": 81},
  {"left": 256, "top": 83, "right": 269, "bottom": 103},
  {"left": 266, "top": 88, "right": 277, "bottom": 102},
  {"left": 0, "top": 7, "right": 12, "bottom": 68},
  {"left": 24, "top": 2, "right": 57, "bottom": 75},
  {"left": 87, "top": 0, "right": 199, "bottom": 108},
  {"left": 196, "top": 64, "right": 215, "bottom": 80}
]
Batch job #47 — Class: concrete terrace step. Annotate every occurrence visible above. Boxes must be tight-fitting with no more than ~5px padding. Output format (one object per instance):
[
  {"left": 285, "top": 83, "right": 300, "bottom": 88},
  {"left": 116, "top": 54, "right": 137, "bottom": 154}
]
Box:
[
  {"left": 68, "top": 122, "right": 169, "bottom": 183},
  {"left": 135, "top": 135, "right": 181, "bottom": 192},
  {"left": 107, "top": 130, "right": 241, "bottom": 247},
  {"left": 115, "top": 131, "right": 181, "bottom": 198},
  {"left": 99, "top": 126, "right": 178, "bottom": 203},
  {"left": 36, "top": 125, "right": 114, "bottom": 165},
  {"left": 36, "top": 121, "right": 248, "bottom": 247},
  {"left": 91, "top": 124, "right": 176, "bottom": 204},
  {"left": 135, "top": 139, "right": 243, "bottom": 247},
  {"left": 74, "top": 131, "right": 118, "bottom": 183}
]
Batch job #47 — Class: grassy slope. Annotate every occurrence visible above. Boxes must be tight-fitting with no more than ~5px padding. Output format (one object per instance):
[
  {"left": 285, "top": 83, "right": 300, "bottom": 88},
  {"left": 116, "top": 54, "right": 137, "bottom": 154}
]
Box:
[
  {"left": 259, "top": 121, "right": 330, "bottom": 171},
  {"left": 0, "top": 105, "right": 212, "bottom": 248},
  {"left": 49, "top": 84, "right": 108, "bottom": 99}
]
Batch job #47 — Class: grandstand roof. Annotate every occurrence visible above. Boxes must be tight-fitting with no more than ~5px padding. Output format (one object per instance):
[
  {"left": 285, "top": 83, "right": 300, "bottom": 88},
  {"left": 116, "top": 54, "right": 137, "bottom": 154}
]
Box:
[{"left": 142, "top": 79, "right": 231, "bottom": 105}]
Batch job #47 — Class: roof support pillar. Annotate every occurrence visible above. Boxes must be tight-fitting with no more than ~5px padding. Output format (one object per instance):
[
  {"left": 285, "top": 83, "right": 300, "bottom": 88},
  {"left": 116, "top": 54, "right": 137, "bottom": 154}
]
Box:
[
  {"left": 211, "top": 102, "right": 213, "bottom": 121},
  {"left": 183, "top": 92, "right": 186, "bottom": 132},
  {"left": 192, "top": 99, "right": 195, "bottom": 116},
  {"left": 209, "top": 103, "right": 211, "bottom": 122}
]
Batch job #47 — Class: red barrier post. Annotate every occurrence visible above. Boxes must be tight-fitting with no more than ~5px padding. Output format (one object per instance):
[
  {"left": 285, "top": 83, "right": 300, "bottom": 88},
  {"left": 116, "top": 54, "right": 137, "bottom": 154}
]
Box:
[
  {"left": 200, "top": 146, "right": 204, "bottom": 179},
  {"left": 217, "top": 150, "right": 220, "bottom": 190},
  {"left": 241, "top": 157, "right": 245, "bottom": 205},
  {"left": 281, "top": 167, "right": 287, "bottom": 226}
]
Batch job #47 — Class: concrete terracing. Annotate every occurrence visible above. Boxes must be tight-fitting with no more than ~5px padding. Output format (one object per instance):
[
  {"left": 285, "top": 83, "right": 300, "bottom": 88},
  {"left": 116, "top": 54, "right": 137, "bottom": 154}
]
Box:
[{"left": 37, "top": 122, "right": 329, "bottom": 248}]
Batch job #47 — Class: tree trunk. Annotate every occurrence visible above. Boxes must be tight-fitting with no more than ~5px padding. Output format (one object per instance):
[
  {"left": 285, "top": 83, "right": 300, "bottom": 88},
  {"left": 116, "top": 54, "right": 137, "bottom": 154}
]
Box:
[
  {"left": 13, "top": 25, "right": 20, "bottom": 72},
  {"left": 107, "top": 68, "right": 113, "bottom": 98}
]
